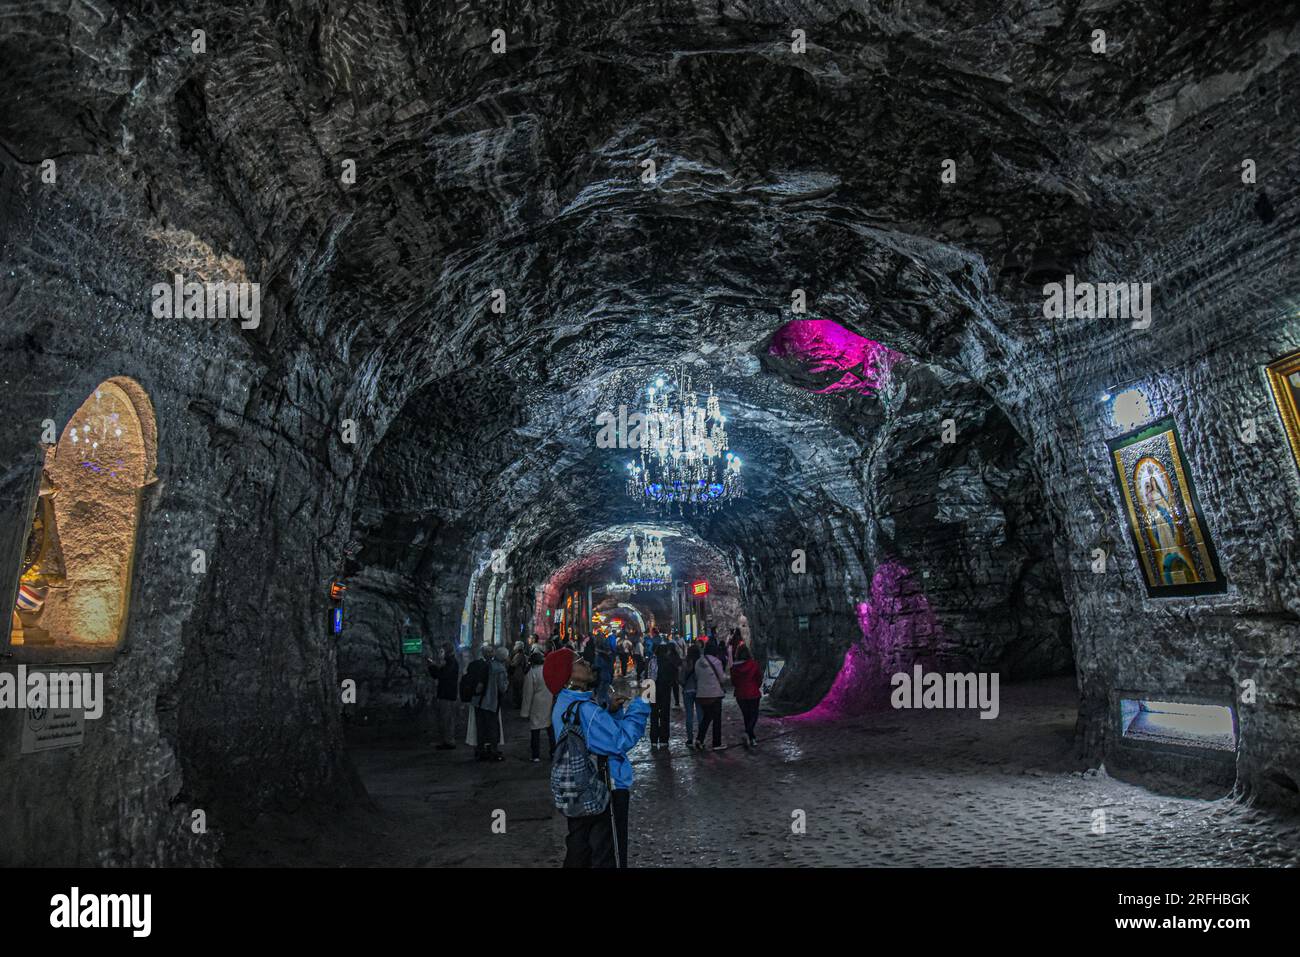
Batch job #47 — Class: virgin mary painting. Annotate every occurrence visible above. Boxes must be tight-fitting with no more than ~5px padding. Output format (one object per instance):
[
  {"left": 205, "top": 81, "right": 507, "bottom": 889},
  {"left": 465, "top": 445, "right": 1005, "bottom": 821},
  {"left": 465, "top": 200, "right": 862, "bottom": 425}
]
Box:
[
  {"left": 1133, "top": 456, "right": 1199, "bottom": 585},
  {"left": 1108, "top": 419, "right": 1226, "bottom": 597}
]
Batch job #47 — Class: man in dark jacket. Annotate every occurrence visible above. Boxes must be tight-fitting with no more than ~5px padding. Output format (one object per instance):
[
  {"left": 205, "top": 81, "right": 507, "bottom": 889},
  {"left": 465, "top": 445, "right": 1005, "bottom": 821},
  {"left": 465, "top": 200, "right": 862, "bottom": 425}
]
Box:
[
  {"left": 648, "top": 642, "right": 678, "bottom": 749},
  {"left": 428, "top": 643, "right": 461, "bottom": 750}
]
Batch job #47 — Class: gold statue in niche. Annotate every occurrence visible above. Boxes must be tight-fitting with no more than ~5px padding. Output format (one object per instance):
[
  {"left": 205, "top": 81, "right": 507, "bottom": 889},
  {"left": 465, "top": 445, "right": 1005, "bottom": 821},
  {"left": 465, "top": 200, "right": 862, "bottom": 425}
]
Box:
[{"left": 11, "top": 468, "right": 65, "bottom": 646}]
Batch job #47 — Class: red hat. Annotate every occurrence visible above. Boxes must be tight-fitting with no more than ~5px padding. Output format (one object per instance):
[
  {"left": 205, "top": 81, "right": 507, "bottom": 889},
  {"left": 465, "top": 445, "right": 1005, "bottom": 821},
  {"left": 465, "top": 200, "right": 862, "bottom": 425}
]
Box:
[{"left": 543, "top": 648, "right": 575, "bottom": 696}]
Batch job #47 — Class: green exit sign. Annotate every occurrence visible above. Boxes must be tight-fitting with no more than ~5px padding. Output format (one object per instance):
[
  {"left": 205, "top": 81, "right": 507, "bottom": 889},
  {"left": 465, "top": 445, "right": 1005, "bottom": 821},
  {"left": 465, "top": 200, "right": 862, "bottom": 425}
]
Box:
[{"left": 402, "top": 636, "right": 423, "bottom": 654}]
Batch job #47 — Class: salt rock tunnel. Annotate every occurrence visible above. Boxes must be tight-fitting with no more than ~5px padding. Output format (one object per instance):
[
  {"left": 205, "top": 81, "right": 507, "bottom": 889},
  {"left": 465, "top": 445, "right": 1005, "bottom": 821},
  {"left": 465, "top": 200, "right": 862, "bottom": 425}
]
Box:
[{"left": 1, "top": 0, "right": 1299, "bottom": 869}]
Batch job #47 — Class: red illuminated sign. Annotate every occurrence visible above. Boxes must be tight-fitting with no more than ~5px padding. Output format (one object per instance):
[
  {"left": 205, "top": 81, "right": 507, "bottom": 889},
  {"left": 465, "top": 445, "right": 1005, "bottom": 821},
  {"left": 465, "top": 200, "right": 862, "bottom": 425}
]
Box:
[{"left": 692, "top": 581, "right": 709, "bottom": 596}]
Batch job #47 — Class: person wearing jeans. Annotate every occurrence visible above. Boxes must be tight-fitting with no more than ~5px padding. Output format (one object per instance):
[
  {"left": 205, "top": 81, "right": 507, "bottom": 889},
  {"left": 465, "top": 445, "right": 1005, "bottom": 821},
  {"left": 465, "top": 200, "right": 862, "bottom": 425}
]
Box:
[
  {"left": 681, "top": 643, "right": 700, "bottom": 743},
  {"left": 696, "top": 698, "right": 724, "bottom": 749},
  {"left": 693, "top": 639, "right": 728, "bottom": 751}
]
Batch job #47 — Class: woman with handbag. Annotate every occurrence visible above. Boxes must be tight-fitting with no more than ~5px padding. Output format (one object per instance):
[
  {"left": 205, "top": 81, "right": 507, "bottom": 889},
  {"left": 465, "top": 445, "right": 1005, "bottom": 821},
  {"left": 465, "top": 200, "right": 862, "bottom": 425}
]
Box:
[{"left": 693, "top": 637, "right": 728, "bottom": 751}]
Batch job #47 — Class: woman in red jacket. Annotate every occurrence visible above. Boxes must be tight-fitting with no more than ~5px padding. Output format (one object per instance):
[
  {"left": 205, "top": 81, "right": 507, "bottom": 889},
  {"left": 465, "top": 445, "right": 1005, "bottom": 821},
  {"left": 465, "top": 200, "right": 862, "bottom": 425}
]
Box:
[{"left": 730, "top": 645, "right": 763, "bottom": 749}]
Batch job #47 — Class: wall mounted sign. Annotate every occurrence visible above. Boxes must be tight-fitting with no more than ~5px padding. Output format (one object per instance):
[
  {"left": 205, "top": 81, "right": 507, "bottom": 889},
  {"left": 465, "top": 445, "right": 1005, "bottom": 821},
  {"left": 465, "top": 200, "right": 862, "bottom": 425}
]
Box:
[
  {"left": 1107, "top": 418, "right": 1226, "bottom": 597},
  {"left": 797, "top": 615, "right": 809, "bottom": 631},
  {"left": 762, "top": 656, "right": 787, "bottom": 695},
  {"left": 331, "top": 607, "right": 344, "bottom": 635},
  {"left": 22, "top": 705, "right": 85, "bottom": 753},
  {"left": 692, "top": 580, "right": 709, "bottom": 596},
  {"left": 401, "top": 635, "right": 422, "bottom": 654},
  {"left": 1265, "top": 350, "right": 1300, "bottom": 476}
]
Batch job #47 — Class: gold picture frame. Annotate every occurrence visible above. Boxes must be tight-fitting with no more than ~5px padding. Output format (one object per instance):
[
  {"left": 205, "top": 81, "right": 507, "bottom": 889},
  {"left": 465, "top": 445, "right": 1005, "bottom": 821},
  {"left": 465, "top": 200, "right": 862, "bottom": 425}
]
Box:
[
  {"left": 1107, "top": 418, "right": 1226, "bottom": 597},
  {"left": 1265, "top": 350, "right": 1300, "bottom": 476}
]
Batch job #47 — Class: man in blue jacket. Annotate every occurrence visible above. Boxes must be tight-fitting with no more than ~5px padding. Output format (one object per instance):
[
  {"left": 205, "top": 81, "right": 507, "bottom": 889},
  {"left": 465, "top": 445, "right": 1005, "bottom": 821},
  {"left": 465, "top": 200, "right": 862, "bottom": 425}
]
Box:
[{"left": 546, "top": 648, "right": 650, "bottom": 867}]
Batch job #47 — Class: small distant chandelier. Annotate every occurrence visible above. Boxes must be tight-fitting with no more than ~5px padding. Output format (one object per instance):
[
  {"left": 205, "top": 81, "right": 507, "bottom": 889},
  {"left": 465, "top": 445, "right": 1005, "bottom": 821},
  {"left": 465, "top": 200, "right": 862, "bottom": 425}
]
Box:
[
  {"left": 69, "top": 389, "right": 127, "bottom": 453},
  {"left": 625, "top": 368, "right": 743, "bottom": 513},
  {"left": 618, "top": 533, "right": 671, "bottom": 592},
  {"left": 67, "top": 387, "right": 132, "bottom": 479}
]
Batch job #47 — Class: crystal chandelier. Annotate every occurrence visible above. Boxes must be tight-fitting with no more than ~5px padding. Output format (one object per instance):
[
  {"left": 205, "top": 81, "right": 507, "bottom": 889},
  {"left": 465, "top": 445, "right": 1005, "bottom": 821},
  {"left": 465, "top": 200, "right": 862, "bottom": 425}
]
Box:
[
  {"left": 68, "top": 387, "right": 131, "bottom": 479},
  {"left": 625, "top": 368, "right": 743, "bottom": 513},
  {"left": 618, "top": 533, "right": 671, "bottom": 591},
  {"left": 69, "top": 388, "right": 127, "bottom": 453}
]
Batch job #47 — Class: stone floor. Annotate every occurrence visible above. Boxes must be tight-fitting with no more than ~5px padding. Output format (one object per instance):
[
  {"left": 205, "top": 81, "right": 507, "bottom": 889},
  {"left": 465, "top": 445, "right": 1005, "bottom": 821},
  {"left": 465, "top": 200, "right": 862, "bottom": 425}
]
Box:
[{"left": 226, "top": 677, "right": 1300, "bottom": 867}]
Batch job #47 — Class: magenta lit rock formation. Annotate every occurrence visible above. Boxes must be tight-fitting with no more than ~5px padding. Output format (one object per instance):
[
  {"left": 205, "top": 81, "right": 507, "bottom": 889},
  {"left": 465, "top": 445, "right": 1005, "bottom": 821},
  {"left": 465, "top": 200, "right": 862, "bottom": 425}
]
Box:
[
  {"left": 767, "top": 319, "right": 904, "bottom": 396},
  {"left": 791, "top": 561, "right": 940, "bottom": 721}
]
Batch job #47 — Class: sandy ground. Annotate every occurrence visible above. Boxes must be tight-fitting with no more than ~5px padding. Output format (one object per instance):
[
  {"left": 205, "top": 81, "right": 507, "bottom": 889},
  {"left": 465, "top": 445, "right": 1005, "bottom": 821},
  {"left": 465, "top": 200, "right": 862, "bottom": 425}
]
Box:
[{"left": 224, "top": 677, "right": 1300, "bottom": 867}]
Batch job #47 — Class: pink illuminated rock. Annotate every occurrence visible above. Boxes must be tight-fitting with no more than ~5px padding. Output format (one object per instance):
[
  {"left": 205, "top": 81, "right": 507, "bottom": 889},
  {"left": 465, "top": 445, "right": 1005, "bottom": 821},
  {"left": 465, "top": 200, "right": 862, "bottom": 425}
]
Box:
[
  {"left": 767, "top": 319, "right": 903, "bottom": 397},
  {"left": 791, "top": 561, "right": 939, "bottom": 721}
]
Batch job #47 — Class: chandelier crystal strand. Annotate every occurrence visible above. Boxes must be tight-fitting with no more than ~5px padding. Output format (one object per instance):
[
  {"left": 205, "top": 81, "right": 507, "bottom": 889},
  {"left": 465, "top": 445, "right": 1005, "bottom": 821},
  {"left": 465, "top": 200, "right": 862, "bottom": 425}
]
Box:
[{"left": 624, "top": 367, "right": 743, "bottom": 513}]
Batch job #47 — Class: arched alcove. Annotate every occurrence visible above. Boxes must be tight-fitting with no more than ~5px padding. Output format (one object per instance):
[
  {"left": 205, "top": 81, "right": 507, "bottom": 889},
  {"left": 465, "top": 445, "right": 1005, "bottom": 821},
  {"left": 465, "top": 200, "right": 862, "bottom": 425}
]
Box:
[{"left": 8, "top": 377, "right": 157, "bottom": 658}]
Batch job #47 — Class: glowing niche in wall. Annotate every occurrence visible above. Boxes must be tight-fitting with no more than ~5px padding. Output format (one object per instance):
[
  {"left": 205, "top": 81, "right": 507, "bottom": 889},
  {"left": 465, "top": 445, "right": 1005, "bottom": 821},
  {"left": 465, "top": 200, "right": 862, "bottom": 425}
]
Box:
[
  {"left": 9, "top": 378, "right": 157, "bottom": 653},
  {"left": 1120, "top": 698, "right": 1237, "bottom": 753}
]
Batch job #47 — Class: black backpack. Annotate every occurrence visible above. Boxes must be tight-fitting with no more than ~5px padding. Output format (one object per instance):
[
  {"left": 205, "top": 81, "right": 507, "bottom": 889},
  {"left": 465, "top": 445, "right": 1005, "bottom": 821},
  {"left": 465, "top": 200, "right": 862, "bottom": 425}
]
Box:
[{"left": 459, "top": 659, "right": 488, "bottom": 703}]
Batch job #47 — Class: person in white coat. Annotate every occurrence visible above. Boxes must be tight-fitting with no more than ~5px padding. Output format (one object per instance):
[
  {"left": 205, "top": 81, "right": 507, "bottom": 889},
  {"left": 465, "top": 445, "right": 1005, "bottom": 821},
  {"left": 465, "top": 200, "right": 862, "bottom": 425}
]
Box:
[{"left": 520, "top": 649, "right": 555, "bottom": 762}]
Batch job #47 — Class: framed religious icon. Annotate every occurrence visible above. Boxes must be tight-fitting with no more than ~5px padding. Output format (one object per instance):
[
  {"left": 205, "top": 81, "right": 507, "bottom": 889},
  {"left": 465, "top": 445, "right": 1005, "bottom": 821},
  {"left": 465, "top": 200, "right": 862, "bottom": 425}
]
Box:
[
  {"left": 1265, "top": 350, "right": 1300, "bottom": 475},
  {"left": 1107, "top": 418, "right": 1226, "bottom": 597}
]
